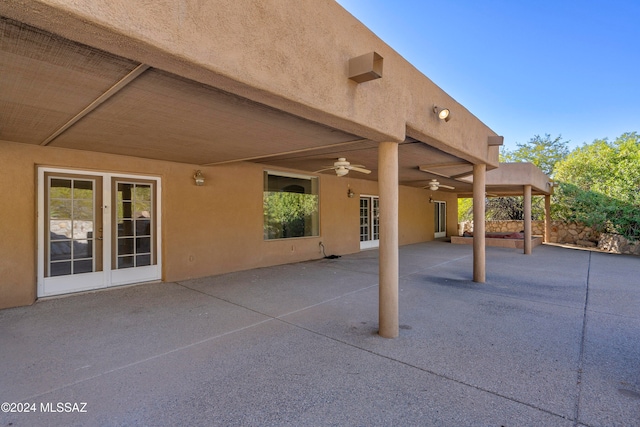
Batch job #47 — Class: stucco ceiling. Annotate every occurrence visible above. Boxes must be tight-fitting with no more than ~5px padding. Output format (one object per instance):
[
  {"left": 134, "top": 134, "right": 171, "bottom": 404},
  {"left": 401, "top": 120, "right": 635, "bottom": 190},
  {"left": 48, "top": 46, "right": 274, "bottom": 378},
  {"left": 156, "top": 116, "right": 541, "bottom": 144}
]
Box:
[{"left": 0, "top": 17, "right": 471, "bottom": 192}]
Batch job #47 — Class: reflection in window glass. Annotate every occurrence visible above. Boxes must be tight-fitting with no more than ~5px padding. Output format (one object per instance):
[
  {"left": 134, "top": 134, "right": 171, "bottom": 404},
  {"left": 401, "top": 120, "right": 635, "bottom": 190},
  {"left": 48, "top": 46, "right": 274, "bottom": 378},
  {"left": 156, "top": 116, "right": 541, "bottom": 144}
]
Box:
[
  {"left": 263, "top": 172, "right": 319, "bottom": 239},
  {"left": 47, "top": 177, "right": 95, "bottom": 277},
  {"left": 115, "top": 182, "right": 153, "bottom": 269}
]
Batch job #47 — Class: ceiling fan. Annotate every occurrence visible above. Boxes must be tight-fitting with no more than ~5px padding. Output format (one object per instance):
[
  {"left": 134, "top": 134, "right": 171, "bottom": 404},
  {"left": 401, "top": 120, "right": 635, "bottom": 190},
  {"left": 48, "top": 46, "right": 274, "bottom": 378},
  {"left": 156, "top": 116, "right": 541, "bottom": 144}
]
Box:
[
  {"left": 315, "top": 157, "right": 371, "bottom": 177},
  {"left": 424, "top": 178, "right": 455, "bottom": 191}
]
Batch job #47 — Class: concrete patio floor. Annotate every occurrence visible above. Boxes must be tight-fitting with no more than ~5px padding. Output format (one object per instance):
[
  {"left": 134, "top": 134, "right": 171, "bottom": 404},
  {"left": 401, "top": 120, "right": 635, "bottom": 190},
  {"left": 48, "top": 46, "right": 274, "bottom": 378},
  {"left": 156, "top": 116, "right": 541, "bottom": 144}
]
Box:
[{"left": 1, "top": 241, "right": 639, "bottom": 426}]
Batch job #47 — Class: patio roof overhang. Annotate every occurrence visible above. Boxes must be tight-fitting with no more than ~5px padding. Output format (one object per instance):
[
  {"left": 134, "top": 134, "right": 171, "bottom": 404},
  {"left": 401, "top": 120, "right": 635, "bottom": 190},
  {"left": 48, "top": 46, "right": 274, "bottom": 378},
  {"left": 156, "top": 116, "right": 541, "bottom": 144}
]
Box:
[
  {"left": 0, "top": 0, "right": 500, "bottom": 191},
  {"left": 1, "top": 0, "right": 510, "bottom": 336},
  {"left": 456, "top": 163, "right": 554, "bottom": 198}
]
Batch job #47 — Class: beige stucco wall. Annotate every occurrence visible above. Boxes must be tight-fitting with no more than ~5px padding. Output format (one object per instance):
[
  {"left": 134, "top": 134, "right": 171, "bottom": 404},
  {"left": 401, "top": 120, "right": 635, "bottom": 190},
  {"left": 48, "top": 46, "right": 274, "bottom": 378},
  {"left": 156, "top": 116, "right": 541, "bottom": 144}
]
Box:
[
  {"left": 0, "top": 0, "right": 499, "bottom": 166},
  {"left": 0, "top": 141, "right": 447, "bottom": 309},
  {"left": 398, "top": 187, "right": 458, "bottom": 244}
]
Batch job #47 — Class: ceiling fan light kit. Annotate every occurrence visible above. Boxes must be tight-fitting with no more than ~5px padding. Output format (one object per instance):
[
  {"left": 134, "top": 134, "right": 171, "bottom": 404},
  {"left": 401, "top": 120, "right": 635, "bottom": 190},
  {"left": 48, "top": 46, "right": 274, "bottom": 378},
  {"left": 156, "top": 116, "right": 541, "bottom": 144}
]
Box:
[
  {"left": 315, "top": 157, "right": 371, "bottom": 177},
  {"left": 425, "top": 178, "right": 455, "bottom": 191}
]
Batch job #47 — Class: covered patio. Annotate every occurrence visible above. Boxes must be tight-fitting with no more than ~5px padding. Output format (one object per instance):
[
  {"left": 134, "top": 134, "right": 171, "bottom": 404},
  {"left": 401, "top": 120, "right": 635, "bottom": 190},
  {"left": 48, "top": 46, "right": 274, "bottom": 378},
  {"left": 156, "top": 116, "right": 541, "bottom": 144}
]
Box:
[
  {"left": 455, "top": 162, "right": 554, "bottom": 254},
  {"left": 1, "top": 0, "right": 508, "bottom": 340},
  {"left": 2, "top": 242, "right": 639, "bottom": 426}
]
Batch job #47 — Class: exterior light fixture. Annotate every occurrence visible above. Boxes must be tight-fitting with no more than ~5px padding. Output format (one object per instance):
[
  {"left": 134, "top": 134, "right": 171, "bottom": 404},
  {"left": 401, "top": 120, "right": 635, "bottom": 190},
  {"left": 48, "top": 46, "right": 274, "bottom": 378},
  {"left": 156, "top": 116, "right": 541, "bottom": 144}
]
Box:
[
  {"left": 433, "top": 105, "right": 451, "bottom": 122},
  {"left": 193, "top": 170, "right": 205, "bottom": 186},
  {"left": 347, "top": 187, "right": 355, "bottom": 198}
]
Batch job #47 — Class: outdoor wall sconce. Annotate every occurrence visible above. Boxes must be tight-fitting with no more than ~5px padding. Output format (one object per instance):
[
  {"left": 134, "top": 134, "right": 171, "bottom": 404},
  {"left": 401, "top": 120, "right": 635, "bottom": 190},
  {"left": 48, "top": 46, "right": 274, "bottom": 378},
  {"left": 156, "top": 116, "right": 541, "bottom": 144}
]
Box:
[
  {"left": 348, "top": 52, "right": 383, "bottom": 83},
  {"left": 433, "top": 105, "right": 451, "bottom": 122},
  {"left": 193, "top": 170, "right": 205, "bottom": 186},
  {"left": 347, "top": 187, "right": 355, "bottom": 198}
]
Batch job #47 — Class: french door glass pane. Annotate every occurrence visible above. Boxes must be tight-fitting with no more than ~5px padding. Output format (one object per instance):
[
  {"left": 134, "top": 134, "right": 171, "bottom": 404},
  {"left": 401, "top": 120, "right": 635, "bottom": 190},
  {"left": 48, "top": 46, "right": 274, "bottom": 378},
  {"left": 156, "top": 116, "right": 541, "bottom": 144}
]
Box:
[
  {"left": 372, "top": 198, "right": 380, "bottom": 240},
  {"left": 435, "top": 202, "right": 446, "bottom": 234},
  {"left": 48, "top": 178, "right": 95, "bottom": 277},
  {"left": 360, "top": 198, "right": 370, "bottom": 242},
  {"left": 118, "top": 256, "right": 134, "bottom": 269},
  {"left": 115, "top": 182, "right": 153, "bottom": 269},
  {"left": 360, "top": 197, "right": 380, "bottom": 242}
]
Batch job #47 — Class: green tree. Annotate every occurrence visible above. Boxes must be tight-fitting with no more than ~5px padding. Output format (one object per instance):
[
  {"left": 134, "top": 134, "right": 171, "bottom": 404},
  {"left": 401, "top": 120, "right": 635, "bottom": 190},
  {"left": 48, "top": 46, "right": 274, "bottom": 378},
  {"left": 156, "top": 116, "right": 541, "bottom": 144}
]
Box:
[
  {"left": 476, "top": 134, "right": 568, "bottom": 222},
  {"left": 554, "top": 132, "right": 640, "bottom": 203},
  {"left": 458, "top": 197, "right": 473, "bottom": 222},
  {"left": 263, "top": 192, "right": 318, "bottom": 239},
  {"left": 553, "top": 132, "right": 640, "bottom": 239},
  {"left": 501, "top": 134, "right": 569, "bottom": 176}
]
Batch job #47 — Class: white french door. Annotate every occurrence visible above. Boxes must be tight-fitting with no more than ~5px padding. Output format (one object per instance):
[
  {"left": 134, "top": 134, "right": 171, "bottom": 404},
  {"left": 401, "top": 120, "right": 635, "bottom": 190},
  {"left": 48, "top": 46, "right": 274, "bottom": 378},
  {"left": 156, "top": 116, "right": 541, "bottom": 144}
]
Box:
[
  {"left": 359, "top": 195, "right": 379, "bottom": 249},
  {"left": 434, "top": 201, "right": 446, "bottom": 238},
  {"left": 38, "top": 168, "right": 162, "bottom": 297}
]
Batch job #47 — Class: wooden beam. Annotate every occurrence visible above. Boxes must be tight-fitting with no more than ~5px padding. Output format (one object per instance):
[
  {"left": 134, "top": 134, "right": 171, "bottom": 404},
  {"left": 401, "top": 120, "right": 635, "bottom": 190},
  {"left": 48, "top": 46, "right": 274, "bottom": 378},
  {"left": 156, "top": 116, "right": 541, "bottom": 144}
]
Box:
[
  {"left": 419, "top": 161, "right": 469, "bottom": 171},
  {"left": 41, "top": 63, "right": 150, "bottom": 146},
  {"left": 203, "top": 139, "right": 370, "bottom": 165}
]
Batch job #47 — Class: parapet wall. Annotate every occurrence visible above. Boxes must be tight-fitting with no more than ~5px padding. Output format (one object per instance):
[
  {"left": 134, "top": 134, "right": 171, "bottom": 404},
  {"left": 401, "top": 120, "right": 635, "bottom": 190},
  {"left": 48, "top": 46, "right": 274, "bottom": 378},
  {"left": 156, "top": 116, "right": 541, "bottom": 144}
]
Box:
[{"left": 459, "top": 220, "right": 640, "bottom": 256}]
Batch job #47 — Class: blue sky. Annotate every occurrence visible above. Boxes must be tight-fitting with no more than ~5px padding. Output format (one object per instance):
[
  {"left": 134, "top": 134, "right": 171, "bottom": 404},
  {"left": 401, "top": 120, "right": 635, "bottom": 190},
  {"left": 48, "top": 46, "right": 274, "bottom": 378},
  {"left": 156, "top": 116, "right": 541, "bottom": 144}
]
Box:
[{"left": 335, "top": 0, "right": 639, "bottom": 151}]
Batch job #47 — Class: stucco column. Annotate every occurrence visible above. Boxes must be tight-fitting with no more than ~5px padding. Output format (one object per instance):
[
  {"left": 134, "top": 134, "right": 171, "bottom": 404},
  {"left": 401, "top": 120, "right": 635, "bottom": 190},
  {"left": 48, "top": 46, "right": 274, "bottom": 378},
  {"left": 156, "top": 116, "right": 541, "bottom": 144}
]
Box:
[
  {"left": 544, "top": 194, "right": 551, "bottom": 243},
  {"left": 524, "top": 185, "right": 532, "bottom": 255},
  {"left": 378, "top": 141, "right": 399, "bottom": 338},
  {"left": 472, "top": 164, "right": 486, "bottom": 283}
]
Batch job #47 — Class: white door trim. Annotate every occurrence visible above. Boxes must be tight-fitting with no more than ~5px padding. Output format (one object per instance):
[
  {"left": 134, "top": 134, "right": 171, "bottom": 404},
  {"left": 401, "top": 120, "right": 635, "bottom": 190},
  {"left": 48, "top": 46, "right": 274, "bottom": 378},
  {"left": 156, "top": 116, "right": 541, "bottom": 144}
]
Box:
[
  {"left": 434, "top": 200, "right": 446, "bottom": 238},
  {"left": 37, "top": 167, "right": 162, "bottom": 297},
  {"left": 359, "top": 194, "right": 380, "bottom": 250}
]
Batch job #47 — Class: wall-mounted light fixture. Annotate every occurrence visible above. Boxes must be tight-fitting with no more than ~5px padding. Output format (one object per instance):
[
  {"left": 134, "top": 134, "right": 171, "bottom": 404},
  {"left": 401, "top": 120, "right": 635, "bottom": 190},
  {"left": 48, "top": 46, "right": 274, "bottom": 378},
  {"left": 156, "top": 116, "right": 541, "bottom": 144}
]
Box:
[
  {"left": 347, "top": 187, "right": 355, "bottom": 198},
  {"left": 433, "top": 105, "right": 451, "bottom": 122},
  {"left": 193, "top": 170, "right": 205, "bottom": 186}
]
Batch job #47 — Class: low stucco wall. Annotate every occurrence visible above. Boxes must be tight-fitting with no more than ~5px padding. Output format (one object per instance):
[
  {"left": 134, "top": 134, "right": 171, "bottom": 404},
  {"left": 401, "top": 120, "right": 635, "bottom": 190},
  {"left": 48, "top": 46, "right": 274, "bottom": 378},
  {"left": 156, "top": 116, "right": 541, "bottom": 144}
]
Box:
[{"left": 0, "top": 140, "right": 452, "bottom": 309}]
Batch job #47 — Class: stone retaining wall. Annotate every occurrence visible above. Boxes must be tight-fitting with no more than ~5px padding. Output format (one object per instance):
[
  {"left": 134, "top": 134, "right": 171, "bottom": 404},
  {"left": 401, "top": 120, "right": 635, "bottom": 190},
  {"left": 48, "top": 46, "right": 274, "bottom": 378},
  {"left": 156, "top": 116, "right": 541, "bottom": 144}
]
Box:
[
  {"left": 459, "top": 220, "right": 639, "bottom": 255},
  {"left": 598, "top": 233, "right": 640, "bottom": 256}
]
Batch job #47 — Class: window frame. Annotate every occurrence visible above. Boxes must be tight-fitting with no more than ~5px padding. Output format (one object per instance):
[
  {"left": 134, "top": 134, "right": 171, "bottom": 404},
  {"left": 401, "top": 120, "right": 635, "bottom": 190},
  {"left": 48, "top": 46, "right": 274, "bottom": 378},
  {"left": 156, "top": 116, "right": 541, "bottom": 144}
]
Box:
[{"left": 263, "top": 170, "right": 320, "bottom": 240}]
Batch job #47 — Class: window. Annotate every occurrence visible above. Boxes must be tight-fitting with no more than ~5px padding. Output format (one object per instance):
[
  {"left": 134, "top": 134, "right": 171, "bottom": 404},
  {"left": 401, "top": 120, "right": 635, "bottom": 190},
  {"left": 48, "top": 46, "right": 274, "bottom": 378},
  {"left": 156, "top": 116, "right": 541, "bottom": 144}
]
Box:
[{"left": 263, "top": 171, "right": 319, "bottom": 239}]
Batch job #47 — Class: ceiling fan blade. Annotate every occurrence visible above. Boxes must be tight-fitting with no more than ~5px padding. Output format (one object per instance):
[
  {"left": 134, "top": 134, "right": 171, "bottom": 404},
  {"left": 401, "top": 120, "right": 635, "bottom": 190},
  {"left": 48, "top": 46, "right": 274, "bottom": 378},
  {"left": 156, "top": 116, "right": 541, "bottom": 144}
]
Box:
[
  {"left": 349, "top": 166, "right": 371, "bottom": 174},
  {"left": 439, "top": 184, "right": 455, "bottom": 190},
  {"left": 314, "top": 167, "right": 335, "bottom": 173}
]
